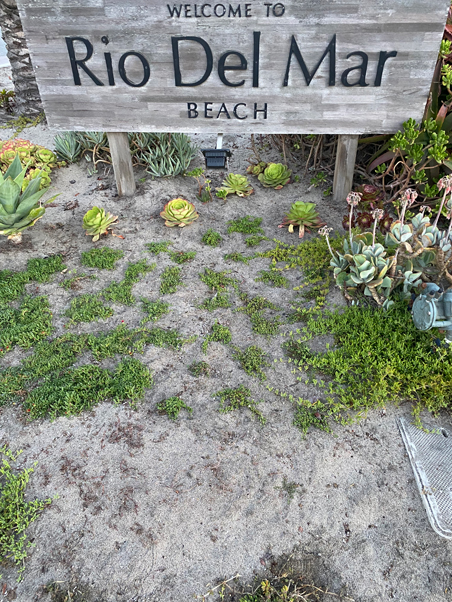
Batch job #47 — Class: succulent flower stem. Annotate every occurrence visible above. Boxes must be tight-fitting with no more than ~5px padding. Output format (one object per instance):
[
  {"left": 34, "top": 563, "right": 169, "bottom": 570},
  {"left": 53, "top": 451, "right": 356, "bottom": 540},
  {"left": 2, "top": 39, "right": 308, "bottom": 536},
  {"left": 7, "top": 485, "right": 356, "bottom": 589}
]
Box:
[
  {"left": 433, "top": 189, "right": 449, "bottom": 229},
  {"left": 348, "top": 204, "right": 354, "bottom": 248}
]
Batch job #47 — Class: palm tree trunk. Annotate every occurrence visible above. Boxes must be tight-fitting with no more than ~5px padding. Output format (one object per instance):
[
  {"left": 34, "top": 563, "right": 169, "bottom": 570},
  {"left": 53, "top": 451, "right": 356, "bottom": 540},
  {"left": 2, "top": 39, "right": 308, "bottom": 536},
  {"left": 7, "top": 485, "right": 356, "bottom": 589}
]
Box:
[{"left": 0, "top": 0, "right": 43, "bottom": 116}]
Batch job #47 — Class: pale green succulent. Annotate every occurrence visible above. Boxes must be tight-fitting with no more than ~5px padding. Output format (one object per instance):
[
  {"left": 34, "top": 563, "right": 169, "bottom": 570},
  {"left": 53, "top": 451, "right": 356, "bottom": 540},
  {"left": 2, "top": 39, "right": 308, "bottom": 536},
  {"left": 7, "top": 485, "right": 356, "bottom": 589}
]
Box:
[
  {"left": 160, "top": 198, "right": 199, "bottom": 227},
  {"left": 279, "top": 201, "right": 324, "bottom": 238},
  {"left": 419, "top": 224, "right": 440, "bottom": 247},
  {"left": 0, "top": 154, "right": 57, "bottom": 243},
  {"left": 411, "top": 213, "right": 430, "bottom": 233},
  {"left": 216, "top": 173, "right": 254, "bottom": 198},
  {"left": 83, "top": 206, "right": 118, "bottom": 241},
  {"left": 385, "top": 221, "right": 413, "bottom": 246},
  {"left": 257, "top": 163, "right": 291, "bottom": 189}
]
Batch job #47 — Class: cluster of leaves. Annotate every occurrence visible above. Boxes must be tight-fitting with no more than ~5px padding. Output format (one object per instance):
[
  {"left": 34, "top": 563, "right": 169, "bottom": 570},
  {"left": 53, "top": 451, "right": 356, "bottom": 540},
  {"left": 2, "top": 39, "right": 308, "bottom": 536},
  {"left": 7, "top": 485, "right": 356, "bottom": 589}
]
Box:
[
  {"left": 256, "top": 269, "right": 289, "bottom": 288},
  {"left": 140, "top": 299, "right": 170, "bottom": 324},
  {"left": 157, "top": 396, "right": 193, "bottom": 420},
  {"left": 245, "top": 235, "right": 268, "bottom": 247},
  {"left": 0, "top": 138, "right": 65, "bottom": 190},
  {"left": 238, "top": 293, "right": 281, "bottom": 337},
  {"left": 0, "top": 255, "right": 65, "bottom": 306},
  {"left": 64, "top": 294, "right": 113, "bottom": 325},
  {"left": 0, "top": 446, "right": 52, "bottom": 581},
  {"left": 0, "top": 295, "right": 53, "bottom": 356},
  {"left": 145, "top": 241, "right": 172, "bottom": 255},
  {"left": 198, "top": 268, "right": 238, "bottom": 311},
  {"left": 284, "top": 303, "right": 452, "bottom": 432},
  {"left": 160, "top": 266, "right": 183, "bottom": 295},
  {"left": 0, "top": 323, "right": 189, "bottom": 413},
  {"left": 227, "top": 216, "right": 264, "bottom": 235},
  {"left": 201, "top": 228, "right": 222, "bottom": 247},
  {"left": 55, "top": 131, "right": 197, "bottom": 177},
  {"left": 232, "top": 345, "right": 269, "bottom": 380},
  {"left": 103, "top": 259, "right": 155, "bottom": 305},
  {"left": 224, "top": 251, "right": 255, "bottom": 264},
  {"left": 213, "top": 385, "right": 265, "bottom": 424},
  {"left": 25, "top": 358, "right": 152, "bottom": 420},
  {"left": 202, "top": 322, "right": 232, "bottom": 353},
  {"left": 366, "top": 39, "right": 452, "bottom": 205},
  {"left": 81, "top": 247, "right": 124, "bottom": 270},
  {"left": 188, "top": 361, "right": 211, "bottom": 377}
]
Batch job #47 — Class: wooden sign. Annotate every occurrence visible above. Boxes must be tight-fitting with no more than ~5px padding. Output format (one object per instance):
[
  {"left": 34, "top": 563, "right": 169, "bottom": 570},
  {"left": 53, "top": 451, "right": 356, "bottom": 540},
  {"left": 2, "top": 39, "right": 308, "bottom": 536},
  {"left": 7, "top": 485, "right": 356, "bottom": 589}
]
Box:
[{"left": 16, "top": 0, "right": 449, "bottom": 134}]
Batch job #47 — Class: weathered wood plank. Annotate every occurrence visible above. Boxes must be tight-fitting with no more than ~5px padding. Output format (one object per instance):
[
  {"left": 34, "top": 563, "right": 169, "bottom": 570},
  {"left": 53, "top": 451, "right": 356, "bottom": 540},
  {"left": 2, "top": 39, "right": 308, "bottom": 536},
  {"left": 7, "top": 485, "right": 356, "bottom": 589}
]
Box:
[
  {"left": 333, "top": 134, "right": 359, "bottom": 204},
  {"left": 106, "top": 132, "right": 136, "bottom": 197},
  {"left": 16, "top": 0, "right": 449, "bottom": 134}
]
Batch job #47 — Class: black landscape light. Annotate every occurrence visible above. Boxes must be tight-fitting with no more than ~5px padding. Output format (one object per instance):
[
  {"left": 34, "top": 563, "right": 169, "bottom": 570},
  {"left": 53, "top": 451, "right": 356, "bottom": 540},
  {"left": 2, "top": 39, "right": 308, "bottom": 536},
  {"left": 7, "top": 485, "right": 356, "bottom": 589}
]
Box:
[{"left": 201, "top": 133, "right": 231, "bottom": 168}]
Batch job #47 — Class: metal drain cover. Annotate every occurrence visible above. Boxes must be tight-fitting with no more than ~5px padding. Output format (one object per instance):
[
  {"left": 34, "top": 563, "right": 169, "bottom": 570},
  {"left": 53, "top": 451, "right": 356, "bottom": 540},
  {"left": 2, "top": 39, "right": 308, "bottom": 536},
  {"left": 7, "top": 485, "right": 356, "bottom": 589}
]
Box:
[{"left": 398, "top": 417, "right": 452, "bottom": 539}]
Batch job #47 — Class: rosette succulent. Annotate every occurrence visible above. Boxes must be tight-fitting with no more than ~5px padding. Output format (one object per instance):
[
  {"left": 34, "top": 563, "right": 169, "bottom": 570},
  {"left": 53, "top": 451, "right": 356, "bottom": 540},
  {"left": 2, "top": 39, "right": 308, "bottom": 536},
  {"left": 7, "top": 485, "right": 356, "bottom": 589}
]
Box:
[
  {"left": 246, "top": 161, "right": 267, "bottom": 176},
  {"left": 216, "top": 173, "right": 253, "bottom": 198},
  {"left": 258, "top": 163, "right": 291, "bottom": 189},
  {"left": 83, "top": 206, "right": 118, "bottom": 241},
  {"left": 279, "top": 201, "right": 325, "bottom": 238},
  {"left": 160, "top": 198, "right": 199, "bottom": 228},
  {"left": 0, "top": 154, "right": 57, "bottom": 243}
]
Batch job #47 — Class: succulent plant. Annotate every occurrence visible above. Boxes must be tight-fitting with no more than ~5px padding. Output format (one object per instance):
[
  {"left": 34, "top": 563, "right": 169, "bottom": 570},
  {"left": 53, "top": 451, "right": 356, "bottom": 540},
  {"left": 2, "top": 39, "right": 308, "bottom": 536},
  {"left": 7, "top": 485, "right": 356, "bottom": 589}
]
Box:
[
  {"left": 379, "top": 212, "right": 393, "bottom": 234},
  {"left": 279, "top": 201, "right": 325, "bottom": 238},
  {"left": 385, "top": 221, "right": 413, "bottom": 246},
  {"left": 22, "top": 167, "right": 51, "bottom": 191},
  {"left": 246, "top": 161, "right": 267, "bottom": 176},
  {"left": 0, "top": 138, "right": 35, "bottom": 167},
  {"left": 82, "top": 206, "right": 118, "bottom": 241},
  {"left": 160, "top": 198, "right": 199, "bottom": 228},
  {"left": 0, "top": 154, "right": 57, "bottom": 243},
  {"left": 356, "top": 212, "right": 373, "bottom": 230},
  {"left": 258, "top": 163, "right": 291, "bottom": 189},
  {"left": 355, "top": 184, "right": 384, "bottom": 211},
  {"left": 216, "top": 173, "right": 254, "bottom": 198}
]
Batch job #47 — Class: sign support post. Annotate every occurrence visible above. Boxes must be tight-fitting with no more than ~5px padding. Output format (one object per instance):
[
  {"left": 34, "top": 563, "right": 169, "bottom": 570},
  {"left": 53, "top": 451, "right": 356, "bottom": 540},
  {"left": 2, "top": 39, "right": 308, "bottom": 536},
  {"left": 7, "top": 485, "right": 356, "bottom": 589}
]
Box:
[
  {"left": 333, "top": 135, "right": 359, "bottom": 204},
  {"left": 106, "top": 132, "right": 136, "bottom": 197}
]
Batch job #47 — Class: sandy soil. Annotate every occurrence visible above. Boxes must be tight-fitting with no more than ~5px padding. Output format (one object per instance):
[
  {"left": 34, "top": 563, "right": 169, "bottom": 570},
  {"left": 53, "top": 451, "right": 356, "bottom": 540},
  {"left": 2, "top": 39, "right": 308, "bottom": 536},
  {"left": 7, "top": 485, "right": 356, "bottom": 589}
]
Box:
[{"left": 1, "top": 118, "right": 452, "bottom": 602}]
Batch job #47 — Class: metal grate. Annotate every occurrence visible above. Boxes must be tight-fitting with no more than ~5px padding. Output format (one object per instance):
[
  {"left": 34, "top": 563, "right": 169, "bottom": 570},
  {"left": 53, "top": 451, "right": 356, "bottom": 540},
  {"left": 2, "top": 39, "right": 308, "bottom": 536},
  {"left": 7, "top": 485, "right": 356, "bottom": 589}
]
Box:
[{"left": 398, "top": 417, "right": 452, "bottom": 539}]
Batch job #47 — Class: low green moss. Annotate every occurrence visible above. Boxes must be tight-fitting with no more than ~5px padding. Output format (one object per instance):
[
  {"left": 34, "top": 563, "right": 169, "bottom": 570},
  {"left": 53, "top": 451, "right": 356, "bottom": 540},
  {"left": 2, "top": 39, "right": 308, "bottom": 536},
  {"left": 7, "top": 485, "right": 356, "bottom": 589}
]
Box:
[
  {"left": 202, "top": 322, "right": 232, "bottom": 353},
  {"left": 160, "top": 266, "right": 183, "bottom": 295},
  {"left": 64, "top": 294, "right": 113, "bottom": 325},
  {"left": 201, "top": 229, "right": 222, "bottom": 247}
]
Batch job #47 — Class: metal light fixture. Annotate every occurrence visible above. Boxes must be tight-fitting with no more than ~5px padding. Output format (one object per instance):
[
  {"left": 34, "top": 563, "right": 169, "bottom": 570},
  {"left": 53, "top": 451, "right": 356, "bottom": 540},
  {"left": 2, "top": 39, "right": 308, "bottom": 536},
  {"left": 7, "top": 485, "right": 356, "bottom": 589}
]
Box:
[{"left": 412, "top": 283, "right": 452, "bottom": 343}]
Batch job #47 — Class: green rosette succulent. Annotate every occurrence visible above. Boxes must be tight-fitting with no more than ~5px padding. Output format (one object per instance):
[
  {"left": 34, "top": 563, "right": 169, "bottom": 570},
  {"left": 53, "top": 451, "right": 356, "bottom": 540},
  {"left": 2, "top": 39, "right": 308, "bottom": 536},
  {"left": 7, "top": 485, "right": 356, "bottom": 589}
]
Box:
[
  {"left": 83, "top": 206, "right": 118, "bottom": 241},
  {"left": 278, "top": 201, "right": 325, "bottom": 238},
  {"left": 258, "top": 163, "right": 291, "bottom": 189},
  {"left": 246, "top": 161, "right": 267, "bottom": 176},
  {"left": 216, "top": 173, "right": 253, "bottom": 198},
  {"left": 0, "top": 154, "right": 57, "bottom": 243},
  {"left": 160, "top": 198, "right": 199, "bottom": 227},
  {"left": 34, "top": 147, "right": 58, "bottom": 166},
  {"left": 22, "top": 166, "right": 51, "bottom": 191}
]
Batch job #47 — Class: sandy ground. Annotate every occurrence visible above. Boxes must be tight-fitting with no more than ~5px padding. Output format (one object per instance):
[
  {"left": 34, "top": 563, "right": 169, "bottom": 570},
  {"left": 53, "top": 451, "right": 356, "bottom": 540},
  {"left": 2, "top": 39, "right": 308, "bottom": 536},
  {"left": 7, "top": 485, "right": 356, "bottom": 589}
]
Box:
[{"left": 1, "top": 105, "right": 452, "bottom": 602}]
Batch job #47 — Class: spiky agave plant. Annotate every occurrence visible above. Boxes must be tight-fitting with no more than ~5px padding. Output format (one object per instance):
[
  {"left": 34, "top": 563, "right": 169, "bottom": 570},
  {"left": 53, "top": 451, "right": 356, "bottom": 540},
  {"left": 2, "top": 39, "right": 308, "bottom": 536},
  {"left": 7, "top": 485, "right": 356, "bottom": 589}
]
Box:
[
  {"left": 216, "top": 173, "right": 253, "bottom": 198},
  {"left": 82, "top": 206, "right": 118, "bottom": 241},
  {"left": 0, "top": 154, "right": 57, "bottom": 243},
  {"left": 160, "top": 198, "right": 199, "bottom": 227},
  {"left": 278, "top": 201, "right": 325, "bottom": 238}
]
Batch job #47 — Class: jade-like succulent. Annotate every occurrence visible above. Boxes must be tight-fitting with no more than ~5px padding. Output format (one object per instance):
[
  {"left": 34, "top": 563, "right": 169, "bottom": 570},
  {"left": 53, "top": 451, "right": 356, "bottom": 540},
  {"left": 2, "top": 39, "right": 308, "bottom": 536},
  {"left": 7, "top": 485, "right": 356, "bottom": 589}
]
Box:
[
  {"left": 82, "top": 206, "right": 118, "bottom": 241},
  {"left": 278, "top": 201, "right": 325, "bottom": 238},
  {"left": 216, "top": 173, "right": 253, "bottom": 198},
  {"left": 0, "top": 154, "right": 57, "bottom": 243},
  {"left": 258, "top": 163, "right": 291, "bottom": 189},
  {"left": 160, "top": 198, "right": 199, "bottom": 227},
  {"left": 385, "top": 220, "right": 413, "bottom": 247}
]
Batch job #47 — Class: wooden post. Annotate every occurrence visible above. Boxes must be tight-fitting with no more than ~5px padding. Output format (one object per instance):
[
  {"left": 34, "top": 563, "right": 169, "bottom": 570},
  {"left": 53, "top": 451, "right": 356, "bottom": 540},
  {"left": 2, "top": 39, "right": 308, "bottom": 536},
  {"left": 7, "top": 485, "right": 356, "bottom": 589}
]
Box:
[
  {"left": 333, "top": 134, "right": 359, "bottom": 204},
  {"left": 107, "top": 132, "right": 136, "bottom": 197}
]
